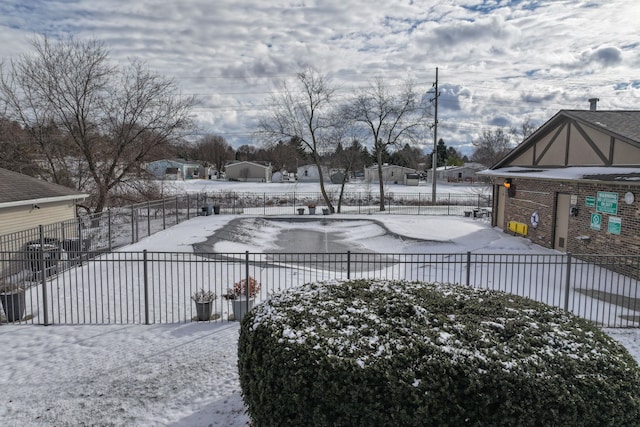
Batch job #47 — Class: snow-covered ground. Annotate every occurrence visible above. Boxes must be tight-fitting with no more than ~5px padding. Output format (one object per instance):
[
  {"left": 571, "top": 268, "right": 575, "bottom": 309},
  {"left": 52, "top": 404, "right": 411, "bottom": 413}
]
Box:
[
  {"left": 1, "top": 180, "right": 638, "bottom": 426},
  {"left": 160, "top": 177, "right": 492, "bottom": 196}
]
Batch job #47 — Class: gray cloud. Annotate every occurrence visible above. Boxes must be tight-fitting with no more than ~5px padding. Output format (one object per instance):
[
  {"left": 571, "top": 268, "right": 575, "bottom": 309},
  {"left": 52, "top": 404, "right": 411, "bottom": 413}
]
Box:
[{"left": 0, "top": 0, "right": 637, "bottom": 150}]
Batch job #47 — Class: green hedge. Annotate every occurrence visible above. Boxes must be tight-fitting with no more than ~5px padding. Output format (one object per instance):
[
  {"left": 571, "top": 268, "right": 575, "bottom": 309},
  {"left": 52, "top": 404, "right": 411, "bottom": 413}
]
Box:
[{"left": 238, "top": 280, "right": 640, "bottom": 426}]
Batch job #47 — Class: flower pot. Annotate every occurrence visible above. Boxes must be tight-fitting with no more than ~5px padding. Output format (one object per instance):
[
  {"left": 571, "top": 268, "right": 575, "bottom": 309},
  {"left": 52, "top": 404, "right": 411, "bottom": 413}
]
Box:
[
  {"left": 213, "top": 205, "right": 221, "bottom": 215},
  {"left": 322, "top": 208, "right": 330, "bottom": 215},
  {"left": 297, "top": 208, "right": 305, "bottom": 215},
  {"left": 308, "top": 207, "right": 316, "bottom": 215},
  {"left": 195, "top": 301, "right": 213, "bottom": 321},
  {"left": 231, "top": 297, "right": 254, "bottom": 322},
  {"left": 1, "top": 288, "right": 26, "bottom": 322}
]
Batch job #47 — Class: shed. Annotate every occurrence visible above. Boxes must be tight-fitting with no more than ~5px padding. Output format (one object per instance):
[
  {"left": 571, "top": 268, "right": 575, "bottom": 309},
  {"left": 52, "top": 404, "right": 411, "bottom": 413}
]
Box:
[{"left": 225, "top": 161, "right": 272, "bottom": 182}]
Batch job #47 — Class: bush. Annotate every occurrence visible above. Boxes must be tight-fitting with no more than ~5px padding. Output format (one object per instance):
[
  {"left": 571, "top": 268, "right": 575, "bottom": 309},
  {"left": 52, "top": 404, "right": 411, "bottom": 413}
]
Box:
[{"left": 238, "top": 280, "right": 640, "bottom": 426}]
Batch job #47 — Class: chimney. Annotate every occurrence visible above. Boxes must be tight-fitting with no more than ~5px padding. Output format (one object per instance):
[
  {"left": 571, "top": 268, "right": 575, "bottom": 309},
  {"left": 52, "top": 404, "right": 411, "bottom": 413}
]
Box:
[{"left": 588, "top": 98, "right": 599, "bottom": 111}]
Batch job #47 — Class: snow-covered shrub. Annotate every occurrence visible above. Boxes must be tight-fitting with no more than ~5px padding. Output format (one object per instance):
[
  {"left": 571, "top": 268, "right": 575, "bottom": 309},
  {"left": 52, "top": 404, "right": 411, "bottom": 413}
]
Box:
[{"left": 238, "top": 279, "right": 640, "bottom": 426}]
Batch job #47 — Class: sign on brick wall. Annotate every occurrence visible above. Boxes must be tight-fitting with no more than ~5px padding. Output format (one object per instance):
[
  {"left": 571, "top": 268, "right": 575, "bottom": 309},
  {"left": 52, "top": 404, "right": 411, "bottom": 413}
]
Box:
[
  {"left": 596, "top": 191, "right": 618, "bottom": 215},
  {"left": 608, "top": 217, "right": 621, "bottom": 235}
]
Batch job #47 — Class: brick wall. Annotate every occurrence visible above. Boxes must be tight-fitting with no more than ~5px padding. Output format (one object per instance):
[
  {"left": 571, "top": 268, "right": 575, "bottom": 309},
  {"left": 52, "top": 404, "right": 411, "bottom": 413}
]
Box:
[{"left": 497, "top": 178, "right": 640, "bottom": 257}]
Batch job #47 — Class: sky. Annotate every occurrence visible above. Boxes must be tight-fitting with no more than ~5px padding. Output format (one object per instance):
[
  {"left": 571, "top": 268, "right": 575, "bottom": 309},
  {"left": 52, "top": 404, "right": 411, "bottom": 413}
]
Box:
[
  {"left": 0, "top": 1, "right": 639, "bottom": 152},
  {"left": 2, "top": 207, "right": 640, "bottom": 425}
]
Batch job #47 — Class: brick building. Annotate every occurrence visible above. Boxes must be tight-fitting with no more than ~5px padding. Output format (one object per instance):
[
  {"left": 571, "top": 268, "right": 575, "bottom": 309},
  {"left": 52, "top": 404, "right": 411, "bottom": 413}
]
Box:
[{"left": 481, "top": 109, "right": 640, "bottom": 258}]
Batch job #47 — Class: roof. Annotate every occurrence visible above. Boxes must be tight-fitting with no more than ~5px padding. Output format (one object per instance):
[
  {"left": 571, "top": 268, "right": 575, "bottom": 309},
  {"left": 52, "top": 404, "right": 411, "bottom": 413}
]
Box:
[
  {"left": 494, "top": 110, "right": 640, "bottom": 169},
  {"left": 226, "top": 160, "right": 272, "bottom": 169},
  {"left": 485, "top": 110, "right": 640, "bottom": 183},
  {"left": 563, "top": 110, "right": 640, "bottom": 144},
  {"left": 0, "top": 168, "right": 88, "bottom": 207},
  {"left": 149, "top": 159, "right": 201, "bottom": 167}
]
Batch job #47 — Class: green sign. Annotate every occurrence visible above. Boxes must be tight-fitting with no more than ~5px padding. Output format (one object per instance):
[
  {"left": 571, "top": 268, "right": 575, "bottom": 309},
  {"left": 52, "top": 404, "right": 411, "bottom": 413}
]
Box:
[
  {"left": 590, "top": 213, "right": 602, "bottom": 230},
  {"left": 585, "top": 196, "right": 595, "bottom": 207},
  {"left": 608, "top": 217, "right": 621, "bottom": 235},
  {"left": 596, "top": 191, "right": 618, "bottom": 215}
]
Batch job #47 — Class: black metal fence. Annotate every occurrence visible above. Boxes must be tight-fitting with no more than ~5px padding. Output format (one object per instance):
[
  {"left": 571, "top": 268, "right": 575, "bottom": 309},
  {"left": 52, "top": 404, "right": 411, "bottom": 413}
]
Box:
[
  {"left": 2, "top": 250, "right": 638, "bottom": 328},
  {"left": 0, "top": 191, "right": 491, "bottom": 269}
]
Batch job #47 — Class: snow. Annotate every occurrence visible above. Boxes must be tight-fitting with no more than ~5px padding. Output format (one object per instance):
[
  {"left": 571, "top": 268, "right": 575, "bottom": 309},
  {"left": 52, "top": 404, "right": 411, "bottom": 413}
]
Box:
[{"left": 1, "top": 180, "right": 639, "bottom": 426}]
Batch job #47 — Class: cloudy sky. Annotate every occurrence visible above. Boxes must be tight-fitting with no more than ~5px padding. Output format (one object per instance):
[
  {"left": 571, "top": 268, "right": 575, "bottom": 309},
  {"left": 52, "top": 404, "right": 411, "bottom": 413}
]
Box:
[{"left": 0, "top": 0, "right": 638, "bottom": 155}]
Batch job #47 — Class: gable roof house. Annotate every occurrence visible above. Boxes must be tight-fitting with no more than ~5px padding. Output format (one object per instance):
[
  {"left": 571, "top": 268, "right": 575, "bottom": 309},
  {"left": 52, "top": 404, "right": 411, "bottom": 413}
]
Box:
[
  {"left": 146, "top": 159, "right": 202, "bottom": 180},
  {"left": 364, "top": 164, "right": 418, "bottom": 185},
  {"left": 0, "top": 168, "right": 88, "bottom": 238},
  {"left": 225, "top": 161, "right": 272, "bottom": 182},
  {"left": 431, "top": 163, "right": 486, "bottom": 183},
  {"left": 296, "top": 164, "right": 330, "bottom": 183},
  {"left": 480, "top": 109, "right": 640, "bottom": 265}
]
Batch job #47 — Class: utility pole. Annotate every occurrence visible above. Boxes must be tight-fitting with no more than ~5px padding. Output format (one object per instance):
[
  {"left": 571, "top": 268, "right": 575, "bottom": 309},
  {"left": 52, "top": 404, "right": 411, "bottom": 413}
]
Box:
[{"left": 431, "top": 67, "right": 439, "bottom": 203}]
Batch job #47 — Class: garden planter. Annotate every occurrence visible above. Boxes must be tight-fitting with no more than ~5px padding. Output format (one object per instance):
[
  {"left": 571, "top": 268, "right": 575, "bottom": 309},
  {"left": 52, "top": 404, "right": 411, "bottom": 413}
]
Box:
[
  {"left": 195, "top": 301, "right": 213, "bottom": 321},
  {"left": 213, "top": 205, "right": 221, "bottom": 215},
  {"left": 0, "top": 288, "right": 25, "bottom": 322},
  {"left": 297, "top": 208, "right": 305, "bottom": 215},
  {"left": 308, "top": 207, "right": 316, "bottom": 215},
  {"left": 232, "top": 298, "right": 254, "bottom": 322},
  {"left": 322, "top": 208, "right": 330, "bottom": 215}
]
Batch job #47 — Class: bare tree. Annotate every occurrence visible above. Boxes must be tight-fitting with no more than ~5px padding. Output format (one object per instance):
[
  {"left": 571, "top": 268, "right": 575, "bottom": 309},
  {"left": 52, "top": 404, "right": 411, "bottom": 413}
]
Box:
[
  {"left": 191, "top": 134, "right": 234, "bottom": 179},
  {"left": 256, "top": 68, "right": 337, "bottom": 212},
  {"left": 0, "top": 36, "right": 196, "bottom": 214},
  {"left": 510, "top": 118, "right": 538, "bottom": 143},
  {"left": 471, "top": 128, "right": 514, "bottom": 167},
  {"left": 330, "top": 138, "right": 370, "bottom": 212},
  {"left": 235, "top": 144, "right": 258, "bottom": 161},
  {"left": 344, "top": 78, "right": 430, "bottom": 211}
]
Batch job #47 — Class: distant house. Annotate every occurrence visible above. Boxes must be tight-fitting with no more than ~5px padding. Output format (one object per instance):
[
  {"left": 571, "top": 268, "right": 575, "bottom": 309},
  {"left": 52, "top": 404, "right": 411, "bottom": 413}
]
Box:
[
  {"left": 364, "top": 164, "right": 417, "bottom": 185},
  {"left": 429, "top": 163, "right": 485, "bottom": 183},
  {"left": 146, "top": 159, "right": 202, "bottom": 180},
  {"left": 0, "top": 168, "right": 88, "bottom": 237},
  {"left": 296, "top": 165, "right": 330, "bottom": 183},
  {"left": 225, "top": 161, "right": 272, "bottom": 182}
]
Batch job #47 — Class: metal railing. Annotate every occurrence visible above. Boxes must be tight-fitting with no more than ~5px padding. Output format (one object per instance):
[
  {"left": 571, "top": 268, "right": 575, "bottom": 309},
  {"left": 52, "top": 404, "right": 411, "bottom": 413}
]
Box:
[{"left": 2, "top": 250, "right": 638, "bottom": 328}]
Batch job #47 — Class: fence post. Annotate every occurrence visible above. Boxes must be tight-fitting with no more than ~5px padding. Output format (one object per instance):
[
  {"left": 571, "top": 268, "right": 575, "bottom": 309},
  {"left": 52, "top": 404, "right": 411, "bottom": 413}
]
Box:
[
  {"left": 264, "top": 193, "right": 266, "bottom": 216},
  {"left": 175, "top": 197, "right": 179, "bottom": 225},
  {"left": 129, "top": 205, "right": 134, "bottom": 244},
  {"left": 39, "top": 225, "right": 50, "bottom": 325},
  {"left": 108, "top": 209, "right": 112, "bottom": 252},
  {"left": 347, "top": 251, "right": 351, "bottom": 279},
  {"left": 418, "top": 193, "right": 421, "bottom": 215},
  {"left": 448, "top": 193, "right": 451, "bottom": 216},
  {"left": 466, "top": 251, "right": 471, "bottom": 287},
  {"left": 186, "top": 194, "right": 190, "bottom": 220},
  {"left": 147, "top": 201, "right": 151, "bottom": 237},
  {"left": 162, "top": 199, "right": 167, "bottom": 230},
  {"left": 245, "top": 251, "right": 250, "bottom": 312},
  {"left": 564, "top": 253, "right": 572, "bottom": 311},
  {"left": 143, "top": 250, "right": 150, "bottom": 325}
]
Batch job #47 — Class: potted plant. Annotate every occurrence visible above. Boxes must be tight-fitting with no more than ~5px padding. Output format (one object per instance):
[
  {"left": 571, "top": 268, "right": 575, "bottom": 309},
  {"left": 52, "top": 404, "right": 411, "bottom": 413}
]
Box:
[
  {"left": 0, "top": 281, "right": 26, "bottom": 323},
  {"left": 191, "top": 288, "right": 216, "bottom": 321},
  {"left": 223, "top": 276, "right": 261, "bottom": 322},
  {"left": 307, "top": 203, "right": 316, "bottom": 215}
]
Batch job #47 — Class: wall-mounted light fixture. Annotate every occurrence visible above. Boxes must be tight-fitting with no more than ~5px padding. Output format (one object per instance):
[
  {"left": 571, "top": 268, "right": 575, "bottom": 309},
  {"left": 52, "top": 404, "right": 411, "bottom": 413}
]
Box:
[{"left": 504, "top": 178, "right": 516, "bottom": 197}]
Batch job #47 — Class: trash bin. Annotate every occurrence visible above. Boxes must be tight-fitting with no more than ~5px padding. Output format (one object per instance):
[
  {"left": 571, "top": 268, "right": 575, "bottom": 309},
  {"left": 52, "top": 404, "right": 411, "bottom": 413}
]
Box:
[
  {"left": 61, "top": 237, "right": 91, "bottom": 260},
  {"left": 201, "top": 205, "right": 212, "bottom": 216},
  {"left": 25, "top": 240, "right": 61, "bottom": 278}
]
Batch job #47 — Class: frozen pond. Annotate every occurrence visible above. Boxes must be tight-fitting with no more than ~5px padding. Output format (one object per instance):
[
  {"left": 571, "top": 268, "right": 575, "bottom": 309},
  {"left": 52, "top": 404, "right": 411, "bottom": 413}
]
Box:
[{"left": 192, "top": 217, "right": 438, "bottom": 254}]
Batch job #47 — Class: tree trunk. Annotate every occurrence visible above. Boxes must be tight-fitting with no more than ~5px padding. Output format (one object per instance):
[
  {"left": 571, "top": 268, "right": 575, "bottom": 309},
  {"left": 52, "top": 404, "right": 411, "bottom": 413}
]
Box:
[{"left": 377, "top": 152, "right": 385, "bottom": 211}]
